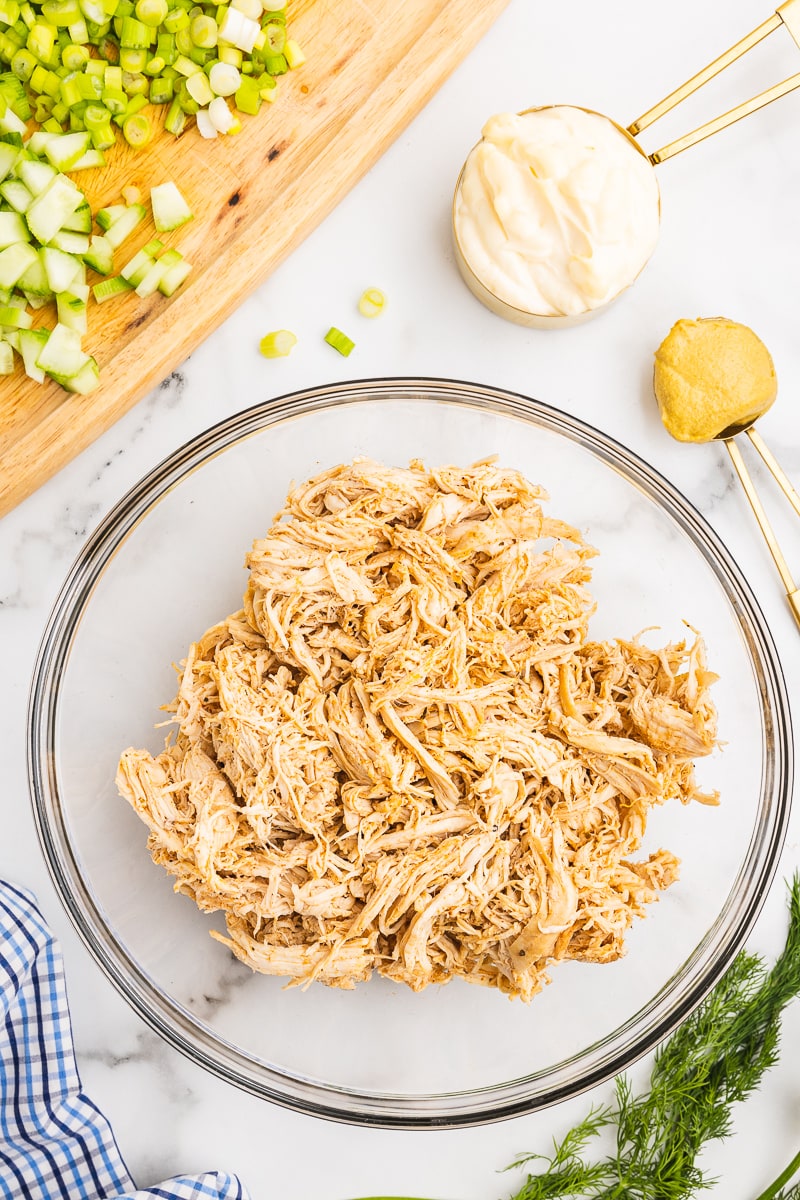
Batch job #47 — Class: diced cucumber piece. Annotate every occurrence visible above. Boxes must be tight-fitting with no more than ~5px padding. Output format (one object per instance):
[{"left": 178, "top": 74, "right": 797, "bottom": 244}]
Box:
[
  {"left": 61, "top": 201, "right": 92, "bottom": 233},
  {"left": 83, "top": 233, "right": 113, "bottom": 274},
  {"left": 43, "top": 132, "right": 92, "bottom": 171},
  {"left": 17, "top": 158, "right": 58, "bottom": 197},
  {"left": 0, "top": 105, "right": 26, "bottom": 135},
  {"left": 95, "top": 203, "right": 125, "bottom": 230},
  {"left": 27, "top": 131, "right": 59, "bottom": 156},
  {"left": 35, "top": 320, "right": 84, "bottom": 376},
  {"left": 92, "top": 274, "right": 132, "bottom": 302},
  {"left": 0, "top": 303, "right": 32, "bottom": 328},
  {"left": 104, "top": 202, "right": 146, "bottom": 248},
  {"left": 0, "top": 210, "right": 30, "bottom": 248},
  {"left": 62, "top": 355, "right": 99, "bottom": 393},
  {"left": 0, "top": 339, "right": 13, "bottom": 374},
  {"left": 18, "top": 326, "right": 48, "bottom": 382},
  {"left": 70, "top": 148, "right": 106, "bottom": 170},
  {"left": 120, "top": 246, "right": 154, "bottom": 286},
  {"left": 48, "top": 229, "right": 90, "bottom": 254},
  {"left": 0, "top": 242, "right": 38, "bottom": 289},
  {"left": 150, "top": 180, "right": 192, "bottom": 232},
  {"left": 57, "top": 287, "right": 88, "bottom": 334},
  {"left": 1, "top": 178, "right": 33, "bottom": 213},
  {"left": 41, "top": 245, "right": 81, "bottom": 292},
  {"left": 17, "top": 252, "right": 51, "bottom": 297},
  {"left": 0, "top": 140, "right": 20, "bottom": 183},
  {"left": 24, "top": 292, "right": 50, "bottom": 309},
  {"left": 134, "top": 254, "right": 170, "bottom": 297},
  {"left": 158, "top": 256, "right": 192, "bottom": 296},
  {"left": 25, "top": 175, "right": 84, "bottom": 244},
  {"left": 2, "top": 329, "right": 20, "bottom": 352}
]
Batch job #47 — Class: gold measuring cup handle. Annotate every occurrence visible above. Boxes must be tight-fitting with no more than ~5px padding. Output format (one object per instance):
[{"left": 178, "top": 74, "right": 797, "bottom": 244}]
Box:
[
  {"left": 724, "top": 437, "right": 800, "bottom": 630},
  {"left": 627, "top": 0, "right": 800, "bottom": 164}
]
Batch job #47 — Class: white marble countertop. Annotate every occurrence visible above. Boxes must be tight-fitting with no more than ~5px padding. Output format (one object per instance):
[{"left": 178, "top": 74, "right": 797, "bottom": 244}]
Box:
[{"left": 2, "top": 0, "right": 800, "bottom": 1194}]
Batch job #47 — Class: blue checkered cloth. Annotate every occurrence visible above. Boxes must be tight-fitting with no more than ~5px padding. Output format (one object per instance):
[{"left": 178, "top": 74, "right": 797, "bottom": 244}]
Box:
[{"left": 0, "top": 880, "right": 251, "bottom": 1200}]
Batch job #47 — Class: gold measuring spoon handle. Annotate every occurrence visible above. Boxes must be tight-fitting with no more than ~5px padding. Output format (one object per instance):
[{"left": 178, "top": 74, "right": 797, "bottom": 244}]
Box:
[
  {"left": 627, "top": 0, "right": 800, "bottom": 164},
  {"left": 746, "top": 427, "right": 800, "bottom": 519},
  {"left": 725, "top": 437, "right": 800, "bottom": 629}
]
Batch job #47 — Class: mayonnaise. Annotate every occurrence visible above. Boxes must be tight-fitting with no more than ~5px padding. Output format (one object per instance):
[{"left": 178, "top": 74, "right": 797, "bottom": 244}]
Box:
[{"left": 453, "top": 107, "right": 661, "bottom": 318}]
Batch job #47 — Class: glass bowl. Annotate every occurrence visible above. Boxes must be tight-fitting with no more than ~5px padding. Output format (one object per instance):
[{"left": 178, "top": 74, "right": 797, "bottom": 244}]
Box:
[{"left": 28, "top": 378, "right": 792, "bottom": 1129}]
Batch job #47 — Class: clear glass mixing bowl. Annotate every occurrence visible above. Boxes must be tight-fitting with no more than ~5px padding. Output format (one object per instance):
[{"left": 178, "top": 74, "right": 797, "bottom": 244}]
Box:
[{"left": 28, "top": 379, "right": 792, "bottom": 1128}]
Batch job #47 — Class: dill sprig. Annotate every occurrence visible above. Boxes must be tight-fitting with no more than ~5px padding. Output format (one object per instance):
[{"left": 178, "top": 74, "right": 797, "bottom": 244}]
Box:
[{"left": 505, "top": 874, "right": 800, "bottom": 1200}]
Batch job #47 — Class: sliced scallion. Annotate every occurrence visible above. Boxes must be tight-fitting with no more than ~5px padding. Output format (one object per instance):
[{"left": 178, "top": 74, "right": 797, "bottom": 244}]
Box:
[
  {"left": 259, "top": 328, "right": 296, "bottom": 358},
  {"left": 324, "top": 326, "right": 355, "bottom": 357},
  {"left": 358, "top": 287, "right": 386, "bottom": 318}
]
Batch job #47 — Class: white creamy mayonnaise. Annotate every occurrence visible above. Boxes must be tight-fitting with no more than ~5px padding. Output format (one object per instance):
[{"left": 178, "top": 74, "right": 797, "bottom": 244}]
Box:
[{"left": 453, "top": 107, "right": 661, "bottom": 318}]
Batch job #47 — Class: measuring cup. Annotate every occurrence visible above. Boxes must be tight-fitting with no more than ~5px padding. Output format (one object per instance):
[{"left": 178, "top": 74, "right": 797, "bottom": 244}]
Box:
[{"left": 452, "top": 0, "right": 800, "bottom": 327}]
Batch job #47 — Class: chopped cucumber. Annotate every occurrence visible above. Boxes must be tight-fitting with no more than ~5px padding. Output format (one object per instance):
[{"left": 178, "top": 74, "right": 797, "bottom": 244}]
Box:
[
  {"left": 61, "top": 202, "right": 93, "bottom": 233},
  {"left": 120, "top": 246, "right": 153, "bottom": 286},
  {"left": 17, "top": 158, "right": 58, "bottom": 197},
  {"left": 0, "top": 242, "right": 39, "bottom": 289},
  {"left": 18, "top": 326, "right": 49, "bottom": 382},
  {"left": 92, "top": 274, "right": 133, "bottom": 302},
  {"left": 0, "top": 141, "right": 20, "bottom": 183},
  {"left": 49, "top": 229, "right": 90, "bottom": 254},
  {"left": 0, "top": 304, "right": 33, "bottom": 328},
  {"left": 104, "top": 202, "right": 146, "bottom": 248},
  {"left": 62, "top": 355, "right": 99, "bottom": 393},
  {"left": 17, "top": 253, "right": 52, "bottom": 297},
  {"left": 0, "top": 210, "right": 30, "bottom": 248},
  {"left": 25, "top": 175, "right": 84, "bottom": 244},
  {"left": 43, "top": 132, "right": 92, "bottom": 172},
  {"left": 0, "top": 339, "right": 13, "bottom": 374},
  {"left": 70, "top": 148, "right": 107, "bottom": 170},
  {"left": 1, "top": 179, "right": 33, "bottom": 213},
  {"left": 35, "top": 320, "right": 86, "bottom": 378},
  {"left": 83, "top": 233, "right": 114, "bottom": 274},
  {"left": 150, "top": 180, "right": 192, "bottom": 231},
  {"left": 27, "top": 131, "right": 59, "bottom": 156},
  {"left": 41, "top": 245, "right": 82, "bottom": 292},
  {"left": 57, "top": 287, "right": 88, "bottom": 334},
  {"left": 157, "top": 252, "right": 191, "bottom": 296},
  {"left": 96, "top": 203, "right": 126, "bottom": 230}
]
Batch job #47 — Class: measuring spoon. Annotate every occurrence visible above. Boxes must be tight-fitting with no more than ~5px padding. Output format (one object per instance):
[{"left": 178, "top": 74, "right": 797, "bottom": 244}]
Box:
[{"left": 654, "top": 318, "right": 800, "bottom": 629}]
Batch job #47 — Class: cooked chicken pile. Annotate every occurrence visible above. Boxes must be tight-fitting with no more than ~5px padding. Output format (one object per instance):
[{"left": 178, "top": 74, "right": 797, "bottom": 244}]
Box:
[{"left": 117, "top": 459, "right": 718, "bottom": 1001}]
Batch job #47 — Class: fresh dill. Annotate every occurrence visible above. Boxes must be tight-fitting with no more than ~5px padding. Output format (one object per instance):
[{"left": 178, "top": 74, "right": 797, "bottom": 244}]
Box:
[{"left": 505, "top": 874, "right": 800, "bottom": 1200}]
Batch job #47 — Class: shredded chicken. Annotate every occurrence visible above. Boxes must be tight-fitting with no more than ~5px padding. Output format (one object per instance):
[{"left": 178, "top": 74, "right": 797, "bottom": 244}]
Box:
[{"left": 116, "top": 458, "right": 719, "bottom": 1001}]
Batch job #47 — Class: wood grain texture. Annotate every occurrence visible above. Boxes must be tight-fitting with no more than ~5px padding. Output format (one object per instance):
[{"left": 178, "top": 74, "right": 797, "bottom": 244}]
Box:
[{"left": 0, "top": 0, "right": 510, "bottom": 517}]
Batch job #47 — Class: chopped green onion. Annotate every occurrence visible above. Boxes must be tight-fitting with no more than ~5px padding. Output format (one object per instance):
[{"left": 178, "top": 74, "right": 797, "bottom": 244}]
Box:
[
  {"left": 121, "top": 108, "right": 150, "bottom": 145},
  {"left": 133, "top": 0, "right": 165, "bottom": 24},
  {"left": 259, "top": 328, "right": 296, "bottom": 358},
  {"left": 189, "top": 11, "right": 214, "bottom": 44},
  {"left": 324, "top": 326, "right": 355, "bottom": 357},
  {"left": 284, "top": 37, "right": 304, "bottom": 68},
  {"left": 208, "top": 58, "right": 238, "bottom": 95},
  {"left": 358, "top": 287, "right": 386, "bottom": 318}
]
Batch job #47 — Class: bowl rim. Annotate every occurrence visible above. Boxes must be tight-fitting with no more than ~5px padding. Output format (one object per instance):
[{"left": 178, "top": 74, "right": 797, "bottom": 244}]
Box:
[{"left": 27, "top": 376, "right": 794, "bottom": 1129}]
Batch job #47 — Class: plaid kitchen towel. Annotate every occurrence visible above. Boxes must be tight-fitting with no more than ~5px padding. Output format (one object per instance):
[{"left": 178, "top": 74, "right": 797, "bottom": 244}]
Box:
[{"left": 0, "top": 880, "right": 251, "bottom": 1200}]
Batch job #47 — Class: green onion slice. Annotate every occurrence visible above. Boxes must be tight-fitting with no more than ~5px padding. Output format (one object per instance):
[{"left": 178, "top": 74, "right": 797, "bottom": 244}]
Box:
[
  {"left": 358, "top": 287, "right": 386, "bottom": 318},
  {"left": 259, "top": 328, "right": 296, "bottom": 358},
  {"left": 324, "top": 326, "right": 355, "bottom": 357}
]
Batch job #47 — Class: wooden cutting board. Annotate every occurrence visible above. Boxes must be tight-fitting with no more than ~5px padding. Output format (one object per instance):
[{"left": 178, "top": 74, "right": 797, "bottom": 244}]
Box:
[{"left": 0, "top": 0, "right": 510, "bottom": 518}]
